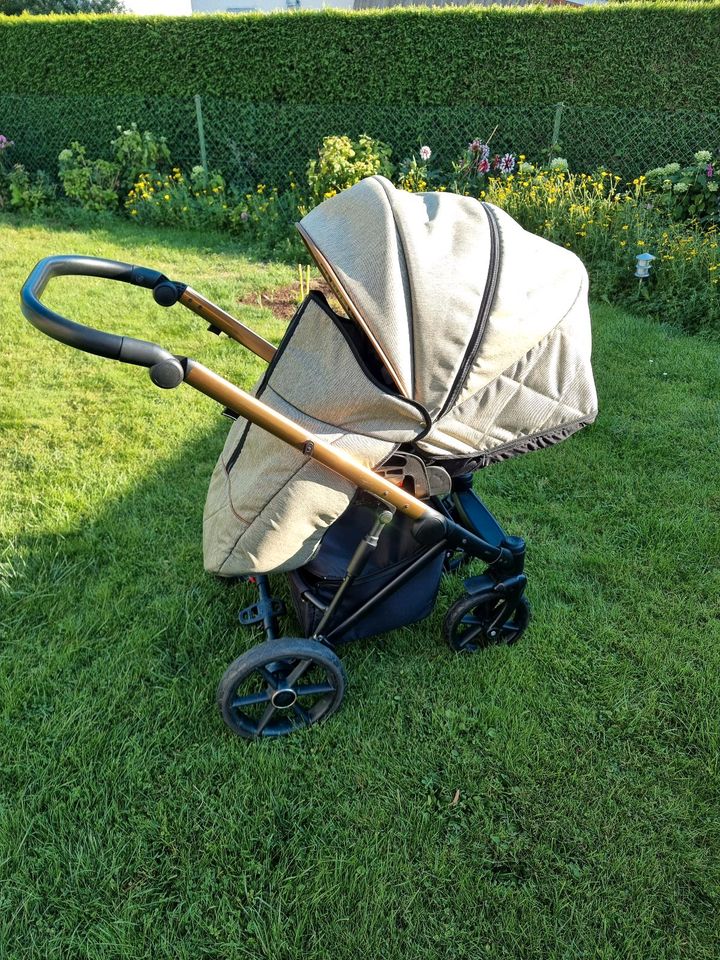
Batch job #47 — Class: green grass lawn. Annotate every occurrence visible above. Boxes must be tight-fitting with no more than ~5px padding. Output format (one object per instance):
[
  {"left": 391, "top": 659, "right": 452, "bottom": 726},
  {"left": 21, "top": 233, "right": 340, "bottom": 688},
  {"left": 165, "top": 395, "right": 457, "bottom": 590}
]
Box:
[{"left": 1, "top": 215, "right": 719, "bottom": 960}]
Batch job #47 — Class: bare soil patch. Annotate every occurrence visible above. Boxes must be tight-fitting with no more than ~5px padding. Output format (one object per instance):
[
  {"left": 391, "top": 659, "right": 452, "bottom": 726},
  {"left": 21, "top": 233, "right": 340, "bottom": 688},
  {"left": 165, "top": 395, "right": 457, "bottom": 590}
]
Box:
[{"left": 240, "top": 279, "right": 342, "bottom": 322}]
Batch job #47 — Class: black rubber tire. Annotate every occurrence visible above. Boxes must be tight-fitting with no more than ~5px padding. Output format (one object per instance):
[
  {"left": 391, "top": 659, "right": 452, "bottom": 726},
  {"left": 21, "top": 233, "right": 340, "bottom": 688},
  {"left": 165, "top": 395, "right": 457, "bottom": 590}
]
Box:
[
  {"left": 443, "top": 592, "right": 531, "bottom": 653},
  {"left": 217, "top": 637, "right": 347, "bottom": 740}
]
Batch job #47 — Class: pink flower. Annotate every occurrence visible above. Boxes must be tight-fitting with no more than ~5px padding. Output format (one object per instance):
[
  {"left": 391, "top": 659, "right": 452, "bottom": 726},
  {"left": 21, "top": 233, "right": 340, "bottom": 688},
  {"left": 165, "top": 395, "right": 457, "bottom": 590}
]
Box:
[
  {"left": 707, "top": 163, "right": 715, "bottom": 178},
  {"left": 0, "top": 135, "right": 13, "bottom": 150},
  {"left": 477, "top": 158, "right": 490, "bottom": 174},
  {"left": 419, "top": 145, "right": 432, "bottom": 162},
  {"left": 469, "top": 139, "right": 490, "bottom": 161}
]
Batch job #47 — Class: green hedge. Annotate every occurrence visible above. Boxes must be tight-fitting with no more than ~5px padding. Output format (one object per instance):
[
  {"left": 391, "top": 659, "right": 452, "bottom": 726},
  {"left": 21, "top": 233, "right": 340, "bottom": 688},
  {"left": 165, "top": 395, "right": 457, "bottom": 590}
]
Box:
[{"left": 0, "top": 5, "right": 718, "bottom": 109}]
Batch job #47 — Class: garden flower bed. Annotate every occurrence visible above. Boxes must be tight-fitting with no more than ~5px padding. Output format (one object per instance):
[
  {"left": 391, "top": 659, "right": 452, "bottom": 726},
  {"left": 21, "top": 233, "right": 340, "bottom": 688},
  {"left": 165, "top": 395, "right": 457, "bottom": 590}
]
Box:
[{"left": 1, "top": 127, "right": 718, "bottom": 336}]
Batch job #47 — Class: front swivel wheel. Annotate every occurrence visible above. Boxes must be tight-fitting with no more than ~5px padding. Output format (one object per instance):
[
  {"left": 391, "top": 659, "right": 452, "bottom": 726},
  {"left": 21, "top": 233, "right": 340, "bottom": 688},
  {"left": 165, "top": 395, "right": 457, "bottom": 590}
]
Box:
[
  {"left": 443, "top": 592, "right": 530, "bottom": 653},
  {"left": 217, "top": 637, "right": 347, "bottom": 740}
]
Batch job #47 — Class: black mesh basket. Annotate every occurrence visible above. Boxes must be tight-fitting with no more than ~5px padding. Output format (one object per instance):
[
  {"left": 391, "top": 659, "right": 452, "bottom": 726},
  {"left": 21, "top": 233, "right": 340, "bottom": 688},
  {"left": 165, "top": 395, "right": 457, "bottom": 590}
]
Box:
[{"left": 287, "top": 501, "right": 445, "bottom": 644}]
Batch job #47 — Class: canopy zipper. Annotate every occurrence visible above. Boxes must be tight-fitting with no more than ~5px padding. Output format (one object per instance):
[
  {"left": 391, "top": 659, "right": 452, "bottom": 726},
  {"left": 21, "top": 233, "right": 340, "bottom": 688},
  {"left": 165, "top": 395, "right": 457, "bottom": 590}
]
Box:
[{"left": 436, "top": 202, "right": 501, "bottom": 420}]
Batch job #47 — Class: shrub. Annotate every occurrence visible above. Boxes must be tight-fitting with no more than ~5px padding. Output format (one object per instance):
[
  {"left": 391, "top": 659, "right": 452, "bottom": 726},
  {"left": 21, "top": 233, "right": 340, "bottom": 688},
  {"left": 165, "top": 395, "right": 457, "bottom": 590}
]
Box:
[
  {"left": 228, "top": 182, "right": 305, "bottom": 260},
  {"left": 306, "top": 135, "right": 393, "bottom": 206},
  {"left": 58, "top": 141, "right": 120, "bottom": 212},
  {"left": 0, "top": 133, "right": 14, "bottom": 206},
  {"left": 483, "top": 168, "right": 719, "bottom": 335},
  {"left": 644, "top": 151, "right": 720, "bottom": 224},
  {"left": 398, "top": 146, "right": 435, "bottom": 193},
  {"left": 125, "top": 165, "right": 231, "bottom": 230},
  {"left": 7, "top": 163, "right": 55, "bottom": 211},
  {"left": 111, "top": 123, "right": 171, "bottom": 192},
  {"left": 0, "top": 7, "right": 717, "bottom": 112}
]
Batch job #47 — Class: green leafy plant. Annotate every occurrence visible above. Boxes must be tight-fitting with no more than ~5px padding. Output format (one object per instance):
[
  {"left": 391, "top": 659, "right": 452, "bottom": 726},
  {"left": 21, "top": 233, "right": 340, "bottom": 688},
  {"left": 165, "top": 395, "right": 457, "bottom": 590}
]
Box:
[
  {"left": 306, "top": 135, "right": 393, "bottom": 206},
  {"left": 111, "top": 123, "right": 171, "bottom": 192},
  {"left": 0, "top": 133, "right": 14, "bottom": 207},
  {"left": 228, "top": 182, "right": 304, "bottom": 259},
  {"left": 644, "top": 151, "right": 720, "bottom": 224},
  {"left": 398, "top": 145, "right": 436, "bottom": 192},
  {"left": 58, "top": 141, "right": 120, "bottom": 212},
  {"left": 446, "top": 135, "right": 518, "bottom": 196},
  {"left": 7, "top": 164, "right": 55, "bottom": 212},
  {"left": 125, "top": 165, "right": 231, "bottom": 231},
  {"left": 483, "top": 166, "right": 719, "bottom": 335}
]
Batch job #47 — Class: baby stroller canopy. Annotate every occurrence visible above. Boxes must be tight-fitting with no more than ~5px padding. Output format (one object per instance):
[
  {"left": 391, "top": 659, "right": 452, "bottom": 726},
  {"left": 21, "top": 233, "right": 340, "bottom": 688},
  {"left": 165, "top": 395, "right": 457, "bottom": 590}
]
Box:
[
  {"left": 298, "top": 176, "right": 595, "bottom": 426},
  {"left": 203, "top": 176, "right": 597, "bottom": 576}
]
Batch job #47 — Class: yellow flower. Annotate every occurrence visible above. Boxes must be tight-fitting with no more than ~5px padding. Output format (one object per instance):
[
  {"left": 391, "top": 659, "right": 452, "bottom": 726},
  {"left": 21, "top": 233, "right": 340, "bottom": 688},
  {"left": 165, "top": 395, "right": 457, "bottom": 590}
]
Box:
[
  {"left": 130, "top": 209, "right": 138, "bottom": 216},
  {"left": 164, "top": 194, "right": 170, "bottom": 201}
]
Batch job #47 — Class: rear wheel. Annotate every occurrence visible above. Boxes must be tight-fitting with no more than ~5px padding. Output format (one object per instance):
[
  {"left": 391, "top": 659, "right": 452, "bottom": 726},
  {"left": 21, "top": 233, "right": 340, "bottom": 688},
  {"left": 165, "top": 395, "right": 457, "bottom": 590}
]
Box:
[
  {"left": 217, "top": 637, "right": 347, "bottom": 740},
  {"left": 443, "top": 592, "right": 530, "bottom": 653}
]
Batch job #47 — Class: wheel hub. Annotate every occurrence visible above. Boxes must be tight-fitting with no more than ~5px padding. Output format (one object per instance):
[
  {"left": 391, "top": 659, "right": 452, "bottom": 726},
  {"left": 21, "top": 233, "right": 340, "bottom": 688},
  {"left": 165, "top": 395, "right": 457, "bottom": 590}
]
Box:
[{"left": 271, "top": 686, "right": 297, "bottom": 709}]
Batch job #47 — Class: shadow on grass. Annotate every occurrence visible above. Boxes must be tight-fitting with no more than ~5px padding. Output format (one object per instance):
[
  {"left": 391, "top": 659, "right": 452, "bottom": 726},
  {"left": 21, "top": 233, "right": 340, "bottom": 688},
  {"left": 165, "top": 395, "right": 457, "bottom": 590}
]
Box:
[{"left": 5, "top": 209, "right": 305, "bottom": 266}]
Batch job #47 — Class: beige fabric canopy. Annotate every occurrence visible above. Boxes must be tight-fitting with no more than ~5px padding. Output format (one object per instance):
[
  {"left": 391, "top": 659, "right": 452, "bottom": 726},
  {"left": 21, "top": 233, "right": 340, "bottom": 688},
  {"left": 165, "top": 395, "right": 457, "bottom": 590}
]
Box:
[{"left": 204, "top": 177, "right": 598, "bottom": 576}]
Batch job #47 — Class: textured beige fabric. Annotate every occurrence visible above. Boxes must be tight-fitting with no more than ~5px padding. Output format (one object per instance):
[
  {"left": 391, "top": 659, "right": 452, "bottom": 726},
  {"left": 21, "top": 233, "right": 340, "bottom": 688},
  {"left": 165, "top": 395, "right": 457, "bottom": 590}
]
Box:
[
  {"left": 300, "top": 178, "right": 598, "bottom": 459},
  {"left": 205, "top": 180, "right": 598, "bottom": 576},
  {"left": 203, "top": 295, "right": 426, "bottom": 576},
  {"left": 300, "top": 176, "right": 492, "bottom": 416},
  {"left": 417, "top": 279, "right": 597, "bottom": 458}
]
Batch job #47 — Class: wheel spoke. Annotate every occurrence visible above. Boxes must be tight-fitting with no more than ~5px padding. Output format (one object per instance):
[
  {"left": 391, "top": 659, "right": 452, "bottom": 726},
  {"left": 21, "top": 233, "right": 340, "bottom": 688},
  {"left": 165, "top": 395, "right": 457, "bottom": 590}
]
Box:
[
  {"left": 284, "top": 658, "right": 313, "bottom": 687},
  {"left": 292, "top": 703, "right": 312, "bottom": 726},
  {"left": 461, "top": 615, "right": 485, "bottom": 627},
  {"left": 255, "top": 702, "right": 277, "bottom": 734},
  {"left": 258, "top": 667, "right": 279, "bottom": 689},
  {"left": 457, "top": 621, "right": 485, "bottom": 647},
  {"left": 295, "top": 682, "right": 335, "bottom": 698},
  {"left": 232, "top": 689, "right": 271, "bottom": 708}
]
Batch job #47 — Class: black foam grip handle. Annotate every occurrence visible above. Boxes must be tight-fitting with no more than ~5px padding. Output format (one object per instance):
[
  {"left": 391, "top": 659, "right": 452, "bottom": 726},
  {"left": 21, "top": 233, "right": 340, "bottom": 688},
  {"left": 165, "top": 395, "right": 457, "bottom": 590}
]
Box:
[{"left": 20, "top": 255, "right": 175, "bottom": 368}]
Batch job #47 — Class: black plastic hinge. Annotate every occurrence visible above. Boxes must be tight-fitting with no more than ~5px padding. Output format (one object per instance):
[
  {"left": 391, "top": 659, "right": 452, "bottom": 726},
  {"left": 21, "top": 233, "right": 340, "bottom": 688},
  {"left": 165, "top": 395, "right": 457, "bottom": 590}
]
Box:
[
  {"left": 221, "top": 407, "right": 239, "bottom": 421},
  {"left": 207, "top": 323, "right": 222, "bottom": 336}
]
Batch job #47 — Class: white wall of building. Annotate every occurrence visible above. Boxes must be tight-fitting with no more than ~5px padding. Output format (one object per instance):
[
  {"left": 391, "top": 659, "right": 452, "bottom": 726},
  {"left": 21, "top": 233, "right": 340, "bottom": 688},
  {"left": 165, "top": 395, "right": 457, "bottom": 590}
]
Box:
[
  {"left": 191, "top": 0, "right": 354, "bottom": 10},
  {"left": 123, "top": 1, "right": 192, "bottom": 13},
  {"left": 124, "top": 0, "right": 353, "bottom": 15}
]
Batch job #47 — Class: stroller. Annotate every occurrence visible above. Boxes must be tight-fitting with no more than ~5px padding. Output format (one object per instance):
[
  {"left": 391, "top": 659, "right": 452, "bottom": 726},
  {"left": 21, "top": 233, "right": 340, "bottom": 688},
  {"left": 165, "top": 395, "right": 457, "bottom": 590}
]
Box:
[{"left": 21, "top": 176, "right": 598, "bottom": 740}]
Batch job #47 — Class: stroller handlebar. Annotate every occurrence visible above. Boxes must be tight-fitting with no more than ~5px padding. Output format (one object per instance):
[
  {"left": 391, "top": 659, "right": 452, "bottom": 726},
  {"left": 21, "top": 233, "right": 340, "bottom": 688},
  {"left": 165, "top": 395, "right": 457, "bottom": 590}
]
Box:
[{"left": 20, "top": 255, "right": 182, "bottom": 373}]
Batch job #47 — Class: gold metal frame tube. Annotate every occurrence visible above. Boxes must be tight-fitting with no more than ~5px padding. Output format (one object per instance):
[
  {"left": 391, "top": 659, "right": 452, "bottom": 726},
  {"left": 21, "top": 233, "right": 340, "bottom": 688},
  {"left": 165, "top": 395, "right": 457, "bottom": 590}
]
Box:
[
  {"left": 184, "top": 361, "right": 433, "bottom": 521},
  {"left": 180, "top": 287, "right": 276, "bottom": 363}
]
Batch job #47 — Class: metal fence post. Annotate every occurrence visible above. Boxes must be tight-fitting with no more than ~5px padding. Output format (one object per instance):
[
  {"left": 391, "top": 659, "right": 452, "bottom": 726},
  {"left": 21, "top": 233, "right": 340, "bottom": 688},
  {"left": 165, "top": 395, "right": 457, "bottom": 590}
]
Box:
[
  {"left": 551, "top": 102, "right": 564, "bottom": 155},
  {"left": 194, "top": 94, "right": 208, "bottom": 175}
]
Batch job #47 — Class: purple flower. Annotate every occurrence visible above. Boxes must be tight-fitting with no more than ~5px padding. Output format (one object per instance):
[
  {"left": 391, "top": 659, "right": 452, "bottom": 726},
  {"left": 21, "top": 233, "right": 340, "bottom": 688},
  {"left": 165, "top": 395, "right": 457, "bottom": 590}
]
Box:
[
  {"left": 477, "top": 158, "right": 490, "bottom": 175},
  {"left": 469, "top": 139, "right": 490, "bottom": 161},
  {"left": 0, "top": 135, "right": 14, "bottom": 150},
  {"left": 499, "top": 153, "right": 516, "bottom": 175},
  {"left": 240, "top": 210, "right": 249, "bottom": 222},
  {"left": 419, "top": 145, "right": 432, "bottom": 162},
  {"left": 707, "top": 163, "right": 715, "bottom": 178}
]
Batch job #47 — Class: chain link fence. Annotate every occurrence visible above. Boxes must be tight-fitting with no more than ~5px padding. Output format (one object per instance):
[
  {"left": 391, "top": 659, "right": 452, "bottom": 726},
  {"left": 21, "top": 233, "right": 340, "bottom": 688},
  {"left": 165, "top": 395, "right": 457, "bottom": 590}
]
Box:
[{"left": 3, "top": 94, "right": 720, "bottom": 188}]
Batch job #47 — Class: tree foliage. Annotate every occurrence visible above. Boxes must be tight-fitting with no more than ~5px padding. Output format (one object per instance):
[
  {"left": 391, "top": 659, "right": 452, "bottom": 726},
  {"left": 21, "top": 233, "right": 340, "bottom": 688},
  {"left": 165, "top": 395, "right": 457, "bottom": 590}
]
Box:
[{"left": 0, "top": 0, "right": 123, "bottom": 14}]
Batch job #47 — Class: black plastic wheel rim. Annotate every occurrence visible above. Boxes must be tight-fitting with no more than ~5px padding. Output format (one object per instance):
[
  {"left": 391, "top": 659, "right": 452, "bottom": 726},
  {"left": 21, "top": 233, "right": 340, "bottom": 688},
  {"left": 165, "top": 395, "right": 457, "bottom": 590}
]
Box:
[
  {"left": 228, "top": 657, "right": 341, "bottom": 738},
  {"left": 448, "top": 595, "right": 529, "bottom": 653}
]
